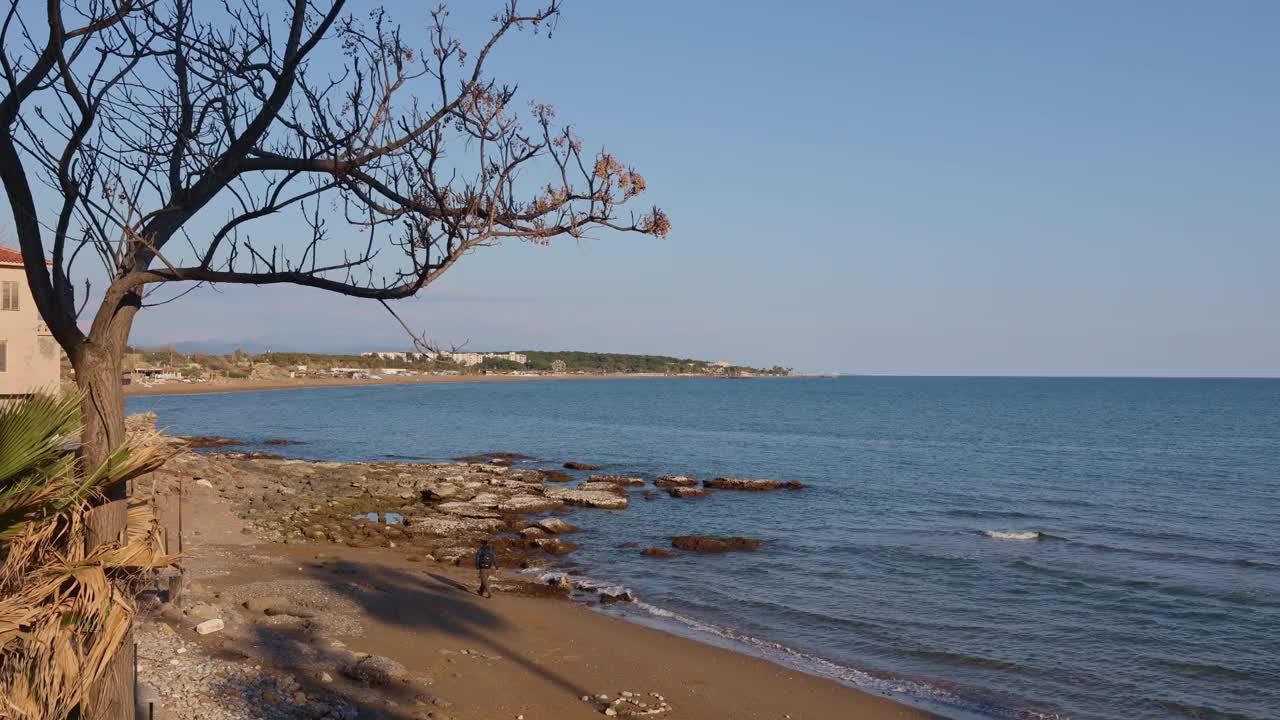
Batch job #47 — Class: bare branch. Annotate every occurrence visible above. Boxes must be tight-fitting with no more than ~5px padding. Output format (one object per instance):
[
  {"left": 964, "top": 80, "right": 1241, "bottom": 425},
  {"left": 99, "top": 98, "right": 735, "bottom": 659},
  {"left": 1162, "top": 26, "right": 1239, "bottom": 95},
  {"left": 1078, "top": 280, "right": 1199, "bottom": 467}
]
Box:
[{"left": 0, "top": 0, "right": 667, "bottom": 393}]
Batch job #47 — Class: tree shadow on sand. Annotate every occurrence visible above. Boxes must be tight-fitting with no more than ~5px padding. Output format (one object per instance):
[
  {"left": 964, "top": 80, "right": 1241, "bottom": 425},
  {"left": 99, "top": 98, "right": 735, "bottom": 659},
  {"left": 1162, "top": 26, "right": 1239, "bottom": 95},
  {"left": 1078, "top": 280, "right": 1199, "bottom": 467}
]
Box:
[{"left": 221, "top": 557, "right": 592, "bottom": 719}]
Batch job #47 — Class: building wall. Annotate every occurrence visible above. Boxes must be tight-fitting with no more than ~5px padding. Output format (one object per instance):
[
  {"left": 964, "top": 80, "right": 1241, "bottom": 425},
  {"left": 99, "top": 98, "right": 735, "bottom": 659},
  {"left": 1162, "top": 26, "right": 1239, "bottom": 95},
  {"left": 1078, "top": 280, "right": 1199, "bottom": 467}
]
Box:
[{"left": 0, "top": 263, "right": 61, "bottom": 395}]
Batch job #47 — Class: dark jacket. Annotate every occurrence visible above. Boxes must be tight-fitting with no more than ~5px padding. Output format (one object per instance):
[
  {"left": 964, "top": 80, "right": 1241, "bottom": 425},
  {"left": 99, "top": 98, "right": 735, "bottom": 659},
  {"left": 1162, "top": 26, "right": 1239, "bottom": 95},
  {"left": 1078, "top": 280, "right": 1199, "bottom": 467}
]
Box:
[{"left": 475, "top": 545, "right": 498, "bottom": 570}]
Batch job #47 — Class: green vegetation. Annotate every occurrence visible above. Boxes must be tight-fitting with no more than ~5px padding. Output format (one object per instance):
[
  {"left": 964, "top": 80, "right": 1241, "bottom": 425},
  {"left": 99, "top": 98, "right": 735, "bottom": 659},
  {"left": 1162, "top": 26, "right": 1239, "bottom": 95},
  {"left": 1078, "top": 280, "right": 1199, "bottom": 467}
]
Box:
[
  {"left": 124, "top": 346, "right": 790, "bottom": 377},
  {"left": 519, "top": 351, "right": 789, "bottom": 376},
  {"left": 478, "top": 357, "right": 524, "bottom": 372}
]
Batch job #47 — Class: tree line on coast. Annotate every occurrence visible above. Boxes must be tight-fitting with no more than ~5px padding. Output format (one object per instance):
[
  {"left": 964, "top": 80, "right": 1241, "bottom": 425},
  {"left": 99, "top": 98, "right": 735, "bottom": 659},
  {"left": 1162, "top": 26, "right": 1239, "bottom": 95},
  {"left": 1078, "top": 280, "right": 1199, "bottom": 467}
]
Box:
[{"left": 125, "top": 347, "right": 792, "bottom": 378}]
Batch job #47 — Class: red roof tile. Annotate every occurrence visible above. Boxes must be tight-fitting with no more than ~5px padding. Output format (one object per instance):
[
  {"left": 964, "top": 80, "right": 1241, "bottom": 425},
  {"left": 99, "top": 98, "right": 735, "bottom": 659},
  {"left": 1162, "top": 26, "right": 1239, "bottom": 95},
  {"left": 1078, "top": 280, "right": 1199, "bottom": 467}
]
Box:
[{"left": 0, "top": 246, "right": 51, "bottom": 267}]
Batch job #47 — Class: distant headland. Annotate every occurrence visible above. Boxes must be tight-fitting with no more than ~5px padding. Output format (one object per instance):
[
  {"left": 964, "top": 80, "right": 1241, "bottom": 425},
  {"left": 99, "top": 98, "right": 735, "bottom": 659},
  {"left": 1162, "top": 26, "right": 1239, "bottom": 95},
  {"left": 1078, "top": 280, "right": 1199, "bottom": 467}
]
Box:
[{"left": 118, "top": 347, "right": 793, "bottom": 395}]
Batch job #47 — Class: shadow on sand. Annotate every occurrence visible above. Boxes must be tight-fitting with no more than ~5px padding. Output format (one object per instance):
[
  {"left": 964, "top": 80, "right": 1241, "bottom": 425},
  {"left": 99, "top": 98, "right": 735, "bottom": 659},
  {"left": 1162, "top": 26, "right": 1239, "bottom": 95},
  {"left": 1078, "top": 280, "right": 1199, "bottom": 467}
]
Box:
[{"left": 216, "top": 557, "right": 589, "bottom": 719}]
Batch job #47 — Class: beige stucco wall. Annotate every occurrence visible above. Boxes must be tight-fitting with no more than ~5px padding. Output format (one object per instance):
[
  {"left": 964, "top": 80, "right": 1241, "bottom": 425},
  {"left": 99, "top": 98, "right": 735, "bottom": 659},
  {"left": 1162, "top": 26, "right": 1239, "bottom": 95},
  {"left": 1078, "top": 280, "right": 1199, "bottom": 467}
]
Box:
[{"left": 0, "top": 263, "right": 61, "bottom": 395}]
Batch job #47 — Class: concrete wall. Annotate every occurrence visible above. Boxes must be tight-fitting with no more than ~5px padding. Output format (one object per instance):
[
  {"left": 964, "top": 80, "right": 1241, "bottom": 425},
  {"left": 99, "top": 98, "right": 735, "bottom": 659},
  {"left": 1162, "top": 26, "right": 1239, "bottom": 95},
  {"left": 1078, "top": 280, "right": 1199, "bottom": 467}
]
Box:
[{"left": 0, "top": 263, "right": 61, "bottom": 395}]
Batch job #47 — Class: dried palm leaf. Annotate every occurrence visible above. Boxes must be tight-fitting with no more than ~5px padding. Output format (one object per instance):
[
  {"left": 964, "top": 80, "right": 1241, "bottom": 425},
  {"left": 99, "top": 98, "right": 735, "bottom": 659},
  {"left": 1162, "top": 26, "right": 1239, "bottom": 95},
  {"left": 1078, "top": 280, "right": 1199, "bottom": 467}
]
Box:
[{"left": 0, "top": 394, "right": 180, "bottom": 720}]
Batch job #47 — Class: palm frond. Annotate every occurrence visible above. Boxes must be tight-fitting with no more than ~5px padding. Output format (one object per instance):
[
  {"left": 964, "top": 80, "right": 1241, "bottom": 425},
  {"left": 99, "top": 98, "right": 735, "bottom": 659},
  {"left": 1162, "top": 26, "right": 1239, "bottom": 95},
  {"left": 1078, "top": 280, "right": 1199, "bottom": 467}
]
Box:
[
  {"left": 0, "top": 393, "right": 79, "bottom": 486},
  {"left": 0, "top": 393, "right": 181, "bottom": 719}
]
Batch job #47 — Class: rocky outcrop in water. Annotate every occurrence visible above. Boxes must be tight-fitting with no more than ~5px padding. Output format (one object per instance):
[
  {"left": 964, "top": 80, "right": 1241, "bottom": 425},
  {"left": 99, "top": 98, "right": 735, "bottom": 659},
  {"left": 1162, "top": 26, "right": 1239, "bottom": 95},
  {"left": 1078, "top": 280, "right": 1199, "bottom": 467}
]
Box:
[
  {"left": 577, "top": 480, "right": 629, "bottom": 496},
  {"left": 702, "top": 477, "right": 805, "bottom": 491},
  {"left": 182, "top": 435, "right": 247, "bottom": 448},
  {"left": 640, "top": 548, "right": 674, "bottom": 558},
  {"left": 536, "top": 518, "right": 580, "bottom": 534},
  {"left": 668, "top": 487, "right": 709, "bottom": 499},
  {"left": 563, "top": 461, "right": 603, "bottom": 470},
  {"left": 453, "top": 451, "right": 533, "bottom": 463},
  {"left": 654, "top": 475, "right": 698, "bottom": 488},
  {"left": 671, "top": 536, "right": 762, "bottom": 553},
  {"left": 544, "top": 486, "right": 629, "bottom": 509},
  {"left": 532, "top": 537, "right": 579, "bottom": 555},
  {"left": 588, "top": 474, "right": 645, "bottom": 487}
]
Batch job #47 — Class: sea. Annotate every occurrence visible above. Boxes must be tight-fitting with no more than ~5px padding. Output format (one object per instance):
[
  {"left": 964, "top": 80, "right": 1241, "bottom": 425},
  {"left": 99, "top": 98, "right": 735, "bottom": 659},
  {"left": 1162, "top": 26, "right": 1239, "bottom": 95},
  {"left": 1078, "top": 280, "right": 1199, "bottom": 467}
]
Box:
[{"left": 127, "top": 376, "right": 1280, "bottom": 720}]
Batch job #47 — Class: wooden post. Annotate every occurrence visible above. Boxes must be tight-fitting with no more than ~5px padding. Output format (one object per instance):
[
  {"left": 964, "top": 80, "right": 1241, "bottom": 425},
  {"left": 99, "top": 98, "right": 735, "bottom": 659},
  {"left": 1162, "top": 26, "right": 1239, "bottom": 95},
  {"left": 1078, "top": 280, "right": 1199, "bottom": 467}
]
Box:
[
  {"left": 167, "top": 572, "right": 184, "bottom": 607},
  {"left": 177, "top": 480, "right": 184, "bottom": 555},
  {"left": 82, "top": 499, "right": 135, "bottom": 720}
]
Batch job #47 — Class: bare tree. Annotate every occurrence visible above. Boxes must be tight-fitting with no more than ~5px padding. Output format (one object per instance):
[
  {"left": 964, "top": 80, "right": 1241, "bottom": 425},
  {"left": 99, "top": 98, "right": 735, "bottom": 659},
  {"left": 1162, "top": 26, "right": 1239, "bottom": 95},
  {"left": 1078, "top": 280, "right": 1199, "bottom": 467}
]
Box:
[{"left": 0, "top": 0, "right": 668, "bottom": 472}]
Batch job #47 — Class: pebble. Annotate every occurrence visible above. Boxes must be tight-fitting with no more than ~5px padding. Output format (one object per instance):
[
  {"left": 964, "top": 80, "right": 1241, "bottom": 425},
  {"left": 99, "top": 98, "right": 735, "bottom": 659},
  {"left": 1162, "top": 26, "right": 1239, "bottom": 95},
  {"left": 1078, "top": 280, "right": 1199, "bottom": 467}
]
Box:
[
  {"left": 194, "top": 618, "right": 224, "bottom": 634},
  {"left": 136, "top": 624, "right": 359, "bottom": 720},
  {"left": 589, "top": 691, "right": 675, "bottom": 717}
]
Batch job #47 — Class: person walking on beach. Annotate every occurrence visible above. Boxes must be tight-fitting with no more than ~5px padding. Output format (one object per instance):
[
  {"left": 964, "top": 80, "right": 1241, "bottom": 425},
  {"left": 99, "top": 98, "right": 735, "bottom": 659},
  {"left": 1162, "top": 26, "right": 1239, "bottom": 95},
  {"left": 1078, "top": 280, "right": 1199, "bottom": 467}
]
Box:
[{"left": 475, "top": 539, "right": 499, "bottom": 598}]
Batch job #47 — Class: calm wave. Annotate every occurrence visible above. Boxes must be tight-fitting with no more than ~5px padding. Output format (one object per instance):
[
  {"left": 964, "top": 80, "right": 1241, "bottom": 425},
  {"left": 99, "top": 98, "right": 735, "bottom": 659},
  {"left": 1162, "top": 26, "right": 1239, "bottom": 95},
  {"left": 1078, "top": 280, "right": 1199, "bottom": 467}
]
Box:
[{"left": 129, "top": 377, "right": 1280, "bottom": 720}]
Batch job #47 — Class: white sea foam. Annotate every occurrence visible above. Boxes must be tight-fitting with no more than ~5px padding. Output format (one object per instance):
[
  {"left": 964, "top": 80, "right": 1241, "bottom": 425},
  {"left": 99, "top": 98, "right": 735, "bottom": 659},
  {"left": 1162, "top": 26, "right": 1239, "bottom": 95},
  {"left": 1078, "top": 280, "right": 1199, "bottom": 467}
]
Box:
[
  {"left": 626, "top": 600, "right": 972, "bottom": 712},
  {"left": 984, "top": 530, "right": 1042, "bottom": 541},
  {"left": 534, "top": 572, "right": 997, "bottom": 717}
]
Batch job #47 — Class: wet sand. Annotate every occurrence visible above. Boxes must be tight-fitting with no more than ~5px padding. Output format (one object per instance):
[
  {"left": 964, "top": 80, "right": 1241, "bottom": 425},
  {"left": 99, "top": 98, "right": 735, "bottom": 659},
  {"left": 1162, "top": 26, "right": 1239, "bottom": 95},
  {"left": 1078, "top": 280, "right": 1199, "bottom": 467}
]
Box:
[{"left": 264, "top": 544, "right": 934, "bottom": 719}]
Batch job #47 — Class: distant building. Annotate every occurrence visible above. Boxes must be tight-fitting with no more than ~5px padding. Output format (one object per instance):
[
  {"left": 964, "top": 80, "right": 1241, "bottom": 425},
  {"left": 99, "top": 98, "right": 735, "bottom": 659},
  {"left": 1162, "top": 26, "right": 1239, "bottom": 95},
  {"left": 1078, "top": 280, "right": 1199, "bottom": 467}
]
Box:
[
  {"left": 0, "top": 248, "right": 61, "bottom": 397},
  {"left": 361, "top": 351, "right": 421, "bottom": 362},
  {"left": 485, "top": 351, "right": 527, "bottom": 364},
  {"left": 450, "top": 352, "right": 483, "bottom": 366},
  {"left": 710, "top": 360, "right": 732, "bottom": 368},
  {"left": 129, "top": 367, "right": 183, "bottom": 383},
  {"left": 330, "top": 367, "right": 371, "bottom": 378}
]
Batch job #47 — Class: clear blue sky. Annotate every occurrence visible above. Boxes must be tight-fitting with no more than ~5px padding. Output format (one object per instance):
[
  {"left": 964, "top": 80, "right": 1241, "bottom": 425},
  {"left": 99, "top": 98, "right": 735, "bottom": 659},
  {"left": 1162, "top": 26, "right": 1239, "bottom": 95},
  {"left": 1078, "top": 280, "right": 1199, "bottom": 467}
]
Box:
[{"left": 46, "top": 2, "right": 1280, "bottom": 374}]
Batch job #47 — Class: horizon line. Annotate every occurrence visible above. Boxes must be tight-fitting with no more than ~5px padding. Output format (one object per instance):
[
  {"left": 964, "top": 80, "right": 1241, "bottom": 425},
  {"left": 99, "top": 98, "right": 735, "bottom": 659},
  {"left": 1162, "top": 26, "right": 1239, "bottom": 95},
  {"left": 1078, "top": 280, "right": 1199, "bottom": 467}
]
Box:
[{"left": 827, "top": 372, "right": 1280, "bottom": 380}]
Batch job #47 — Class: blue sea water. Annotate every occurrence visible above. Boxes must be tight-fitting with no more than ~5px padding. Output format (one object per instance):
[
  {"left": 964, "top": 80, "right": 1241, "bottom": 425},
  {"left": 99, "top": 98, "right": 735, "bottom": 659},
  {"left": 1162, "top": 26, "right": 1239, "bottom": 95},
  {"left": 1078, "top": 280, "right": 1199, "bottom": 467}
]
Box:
[{"left": 128, "top": 377, "right": 1280, "bottom": 720}]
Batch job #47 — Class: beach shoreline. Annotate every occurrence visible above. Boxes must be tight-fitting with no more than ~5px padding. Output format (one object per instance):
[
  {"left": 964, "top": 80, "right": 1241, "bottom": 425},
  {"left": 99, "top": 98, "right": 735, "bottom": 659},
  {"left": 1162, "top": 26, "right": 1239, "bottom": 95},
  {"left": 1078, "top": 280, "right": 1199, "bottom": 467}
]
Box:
[
  {"left": 137, "top": 436, "right": 940, "bottom": 720},
  {"left": 122, "top": 372, "right": 808, "bottom": 398},
  {"left": 125, "top": 372, "right": 657, "bottom": 397}
]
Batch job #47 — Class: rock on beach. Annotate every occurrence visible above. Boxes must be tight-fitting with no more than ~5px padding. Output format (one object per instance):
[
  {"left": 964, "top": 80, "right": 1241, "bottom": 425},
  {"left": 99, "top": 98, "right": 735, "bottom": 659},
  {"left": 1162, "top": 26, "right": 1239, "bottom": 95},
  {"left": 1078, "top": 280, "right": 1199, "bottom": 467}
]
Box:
[{"left": 193, "top": 618, "right": 224, "bottom": 635}]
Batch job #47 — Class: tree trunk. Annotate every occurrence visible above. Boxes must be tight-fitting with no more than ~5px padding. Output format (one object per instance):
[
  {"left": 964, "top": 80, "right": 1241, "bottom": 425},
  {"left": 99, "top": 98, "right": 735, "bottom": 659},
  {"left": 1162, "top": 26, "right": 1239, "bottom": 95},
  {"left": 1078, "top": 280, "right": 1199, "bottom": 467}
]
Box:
[
  {"left": 82, "top": 500, "right": 135, "bottom": 720},
  {"left": 74, "top": 339, "right": 129, "bottom": 499},
  {"left": 71, "top": 297, "right": 139, "bottom": 720}
]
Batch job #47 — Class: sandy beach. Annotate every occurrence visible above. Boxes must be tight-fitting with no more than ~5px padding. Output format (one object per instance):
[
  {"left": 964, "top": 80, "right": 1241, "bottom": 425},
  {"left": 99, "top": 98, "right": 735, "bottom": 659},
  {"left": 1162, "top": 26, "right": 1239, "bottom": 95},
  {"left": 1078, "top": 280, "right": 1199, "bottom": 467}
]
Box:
[
  {"left": 135, "top": 432, "right": 936, "bottom": 720},
  {"left": 123, "top": 373, "right": 645, "bottom": 397}
]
